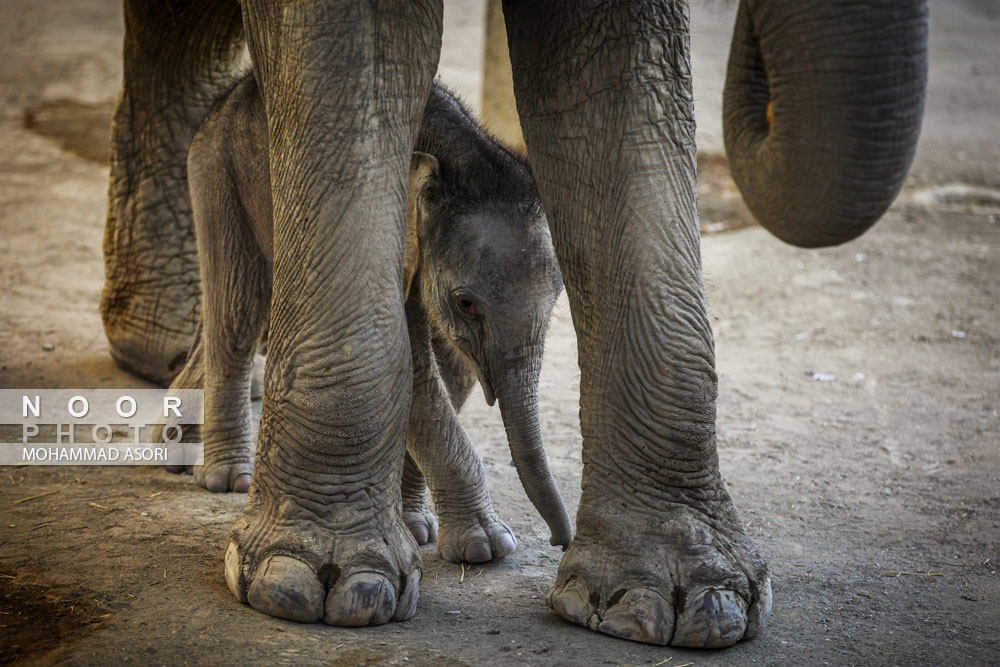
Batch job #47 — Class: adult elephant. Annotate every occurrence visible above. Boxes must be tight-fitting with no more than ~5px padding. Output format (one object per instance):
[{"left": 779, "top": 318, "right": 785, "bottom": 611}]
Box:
[{"left": 101, "top": 0, "right": 928, "bottom": 648}]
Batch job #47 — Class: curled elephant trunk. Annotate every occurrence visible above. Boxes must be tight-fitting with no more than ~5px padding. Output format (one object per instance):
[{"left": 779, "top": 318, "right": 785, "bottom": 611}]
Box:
[
  {"left": 723, "top": 0, "right": 929, "bottom": 248},
  {"left": 493, "top": 355, "right": 573, "bottom": 549}
]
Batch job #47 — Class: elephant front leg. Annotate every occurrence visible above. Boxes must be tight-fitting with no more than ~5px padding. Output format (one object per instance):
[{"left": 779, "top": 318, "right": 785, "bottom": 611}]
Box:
[
  {"left": 505, "top": 0, "right": 771, "bottom": 648},
  {"left": 402, "top": 295, "right": 516, "bottom": 563},
  {"left": 223, "top": 1, "right": 442, "bottom": 626},
  {"left": 102, "top": 1, "right": 245, "bottom": 385}
]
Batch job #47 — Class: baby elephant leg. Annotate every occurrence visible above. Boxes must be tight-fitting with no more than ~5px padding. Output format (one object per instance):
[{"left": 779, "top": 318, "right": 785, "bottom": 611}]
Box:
[
  {"left": 404, "top": 296, "right": 515, "bottom": 563},
  {"left": 188, "top": 142, "right": 270, "bottom": 493},
  {"left": 399, "top": 330, "right": 476, "bottom": 543},
  {"left": 161, "top": 312, "right": 267, "bottom": 473},
  {"left": 401, "top": 452, "right": 437, "bottom": 545}
]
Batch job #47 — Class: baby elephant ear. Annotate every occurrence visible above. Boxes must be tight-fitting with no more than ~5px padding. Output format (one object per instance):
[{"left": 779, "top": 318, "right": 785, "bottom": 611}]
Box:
[{"left": 404, "top": 152, "right": 440, "bottom": 299}]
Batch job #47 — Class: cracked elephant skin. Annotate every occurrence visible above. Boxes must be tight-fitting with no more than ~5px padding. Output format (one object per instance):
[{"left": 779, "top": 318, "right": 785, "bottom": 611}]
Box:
[{"left": 104, "top": 0, "right": 927, "bottom": 648}]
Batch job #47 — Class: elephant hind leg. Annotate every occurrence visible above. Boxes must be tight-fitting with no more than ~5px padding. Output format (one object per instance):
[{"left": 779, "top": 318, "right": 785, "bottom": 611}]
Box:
[{"left": 101, "top": 0, "right": 246, "bottom": 385}]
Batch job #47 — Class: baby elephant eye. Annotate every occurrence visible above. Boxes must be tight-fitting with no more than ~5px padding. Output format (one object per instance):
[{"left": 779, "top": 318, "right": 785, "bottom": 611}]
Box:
[{"left": 456, "top": 295, "right": 478, "bottom": 314}]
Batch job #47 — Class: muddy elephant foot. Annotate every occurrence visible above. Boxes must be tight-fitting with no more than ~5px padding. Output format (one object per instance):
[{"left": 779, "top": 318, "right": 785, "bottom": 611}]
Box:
[
  {"left": 435, "top": 503, "right": 517, "bottom": 564},
  {"left": 224, "top": 488, "right": 421, "bottom": 625},
  {"left": 548, "top": 497, "right": 771, "bottom": 648}
]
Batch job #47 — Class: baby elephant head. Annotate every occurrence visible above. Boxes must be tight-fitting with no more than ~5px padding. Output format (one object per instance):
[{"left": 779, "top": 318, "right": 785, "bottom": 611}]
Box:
[{"left": 404, "top": 149, "right": 572, "bottom": 549}]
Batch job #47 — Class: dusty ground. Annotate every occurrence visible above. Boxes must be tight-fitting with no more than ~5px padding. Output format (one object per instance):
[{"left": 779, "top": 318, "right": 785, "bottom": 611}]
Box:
[{"left": 1, "top": 1, "right": 998, "bottom": 665}]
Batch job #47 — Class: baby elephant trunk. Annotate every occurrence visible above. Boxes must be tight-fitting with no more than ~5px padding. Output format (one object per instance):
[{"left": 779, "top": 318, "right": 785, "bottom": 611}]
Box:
[{"left": 493, "top": 353, "right": 573, "bottom": 549}]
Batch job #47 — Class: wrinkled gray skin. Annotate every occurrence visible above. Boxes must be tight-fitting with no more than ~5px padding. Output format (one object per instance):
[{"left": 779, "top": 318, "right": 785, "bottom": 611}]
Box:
[
  {"left": 102, "top": 0, "right": 928, "bottom": 648},
  {"left": 166, "top": 75, "right": 572, "bottom": 564}
]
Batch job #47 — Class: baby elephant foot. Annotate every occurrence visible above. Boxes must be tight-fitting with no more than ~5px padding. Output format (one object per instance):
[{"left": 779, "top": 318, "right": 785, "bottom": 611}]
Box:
[
  {"left": 165, "top": 461, "right": 252, "bottom": 492},
  {"left": 436, "top": 504, "right": 517, "bottom": 564},
  {"left": 160, "top": 428, "right": 252, "bottom": 493},
  {"left": 402, "top": 493, "right": 438, "bottom": 546},
  {"left": 548, "top": 500, "right": 771, "bottom": 648},
  {"left": 158, "top": 423, "right": 195, "bottom": 475},
  {"left": 192, "top": 457, "right": 253, "bottom": 493},
  {"left": 225, "top": 491, "right": 422, "bottom": 626}
]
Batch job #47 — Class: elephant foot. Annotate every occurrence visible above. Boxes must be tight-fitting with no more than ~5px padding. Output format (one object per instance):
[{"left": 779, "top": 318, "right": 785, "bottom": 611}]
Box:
[
  {"left": 224, "top": 488, "right": 421, "bottom": 625},
  {"left": 193, "top": 458, "right": 253, "bottom": 493},
  {"left": 435, "top": 504, "right": 517, "bottom": 564},
  {"left": 402, "top": 488, "right": 515, "bottom": 563},
  {"left": 161, "top": 428, "right": 252, "bottom": 493},
  {"left": 548, "top": 496, "right": 771, "bottom": 648},
  {"left": 402, "top": 491, "right": 439, "bottom": 546},
  {"left": 165, "top": 461, "right": 253, "bottom": 493}
]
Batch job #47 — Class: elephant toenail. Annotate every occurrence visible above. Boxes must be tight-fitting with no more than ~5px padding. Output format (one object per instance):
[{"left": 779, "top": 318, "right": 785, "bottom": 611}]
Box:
[
  {"left": 393, "top": 571, "right": 421, "bottom": 622},
  {"left": 224, "top": 542, "right": 246, "bottom": 602},
  {"left": 371, "top": 579, "right": 397, "bottom": 625},
  {"left": 205, "top": 473, "right": 226, "bottom": 492},
  {"left": 246, "top": 555, "right": 324, "bottom": 623},
  {"left": 549, "top": 578, "right": 594, "bottom": 626},
  {"left": 671, "top": 588, "right": 747, "bottom": 648},
  {"left": 440, "top": 545, "right": 457, "bottom": 562},
  {"left": 597, "top": 588, "right": 673, "bottom": 645},
  {"left": 232, "top": 473, "right": 252, "bottom": 493},
  {"left": 464, "top": 541, "right": 491, "bottom": 563},
  {"left": 496, "top": 533, "right": 517, "bottom": 555},
  {"left": 409, "top": 523, "right": 429, "bottom": 545},
  {"left": 165, "top": 463, "right": 185, "bottom": 474},
  {"left": 324, "top": 573, "right": 395, "bottom": 627},
  {"left": 745, "top": 578, "right": 773, "bottom": 639}
]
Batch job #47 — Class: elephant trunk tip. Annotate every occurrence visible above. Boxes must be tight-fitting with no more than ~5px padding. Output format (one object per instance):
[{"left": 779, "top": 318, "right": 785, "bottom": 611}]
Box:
[
  {"left": 549, "top": 526, "right": 572, "bottom": 551},
  {"left": 493, "top": 365, "right": 573, "bottom": 551},
  {"left": 542, "top": 494, "right": 573, "bottom": 549}
]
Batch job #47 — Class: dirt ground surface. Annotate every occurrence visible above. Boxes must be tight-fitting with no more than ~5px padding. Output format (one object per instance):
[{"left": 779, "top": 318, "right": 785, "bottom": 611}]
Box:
[{"left": 1, "top": 1, "right": 998, "bottom": 665}]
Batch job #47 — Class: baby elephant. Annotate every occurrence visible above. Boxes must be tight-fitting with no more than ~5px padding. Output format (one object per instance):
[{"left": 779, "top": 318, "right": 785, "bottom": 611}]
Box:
[{"left": 171, "top": 76, "right": 572, "bottom": 563}]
